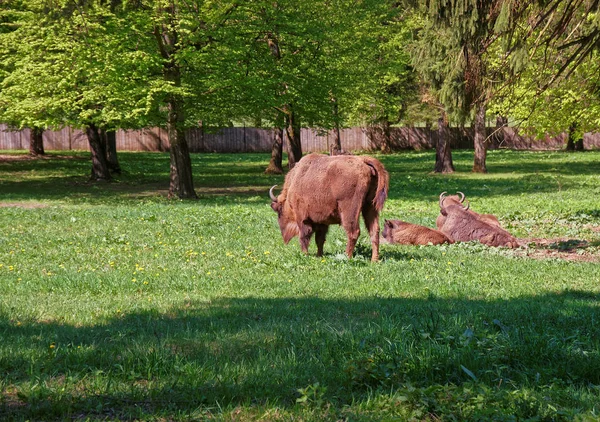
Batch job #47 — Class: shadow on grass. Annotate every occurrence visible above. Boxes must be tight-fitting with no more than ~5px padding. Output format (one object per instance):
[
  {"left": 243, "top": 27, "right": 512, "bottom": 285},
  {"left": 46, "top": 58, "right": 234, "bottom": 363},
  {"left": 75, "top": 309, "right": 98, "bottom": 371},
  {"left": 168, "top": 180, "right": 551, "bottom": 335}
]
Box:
[
  {"left": 0, "top": 152, "right": 283, "bottom": 203},
  {"left": 2, "top": 291, "right": 600, "bottom": 418},
  {"left": 4, "top": 150, "right": 597, "bottom": 204}
]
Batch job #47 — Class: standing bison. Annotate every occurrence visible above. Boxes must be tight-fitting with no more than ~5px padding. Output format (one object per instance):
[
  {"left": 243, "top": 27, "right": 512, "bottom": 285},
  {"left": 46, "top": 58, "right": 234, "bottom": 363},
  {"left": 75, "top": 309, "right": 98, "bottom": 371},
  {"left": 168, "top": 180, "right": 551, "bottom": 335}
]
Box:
[{"left": 269, "top": 153, "right": 389, "bottom": 261}]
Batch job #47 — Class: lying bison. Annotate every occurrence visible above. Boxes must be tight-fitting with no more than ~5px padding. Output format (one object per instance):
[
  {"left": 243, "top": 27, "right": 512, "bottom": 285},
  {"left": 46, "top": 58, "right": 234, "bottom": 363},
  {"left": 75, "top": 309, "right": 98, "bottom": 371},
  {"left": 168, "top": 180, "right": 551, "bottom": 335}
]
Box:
[
  {"left": 270, "top": 153, "right": 389, "bottom": 261},
  {"left": 436, "top": 192, "right": 500, "bottom": 229},
  {"left": 382, "top": 219, "right": 453, "bottom": 245},
  {"left": 438, "top": 193, "right": 520, "bottom": 248}
]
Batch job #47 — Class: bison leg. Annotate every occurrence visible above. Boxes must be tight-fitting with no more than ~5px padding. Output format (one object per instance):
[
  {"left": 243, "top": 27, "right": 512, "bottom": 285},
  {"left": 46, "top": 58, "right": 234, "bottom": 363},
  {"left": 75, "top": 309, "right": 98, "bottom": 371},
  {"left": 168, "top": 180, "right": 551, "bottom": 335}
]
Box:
[
  {"left": 314, "top": 224, "right": 329, "bottom": 257},
  {"left": 298, "top": 222, "right": 314, "bottom": 255},
  {"left": 362, "top": 207, "right": 380, "bottom": 262},
  {"left": 340, "top": 219, "right": 360, "bottom": 259}
]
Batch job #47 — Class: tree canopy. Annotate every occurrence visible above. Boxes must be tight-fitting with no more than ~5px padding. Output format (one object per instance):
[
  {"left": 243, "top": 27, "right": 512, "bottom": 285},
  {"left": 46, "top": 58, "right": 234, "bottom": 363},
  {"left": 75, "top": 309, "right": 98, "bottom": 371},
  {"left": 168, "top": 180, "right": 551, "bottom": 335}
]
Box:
[{"left": 0, "top": 0, "right": 599, "bottom": 186}]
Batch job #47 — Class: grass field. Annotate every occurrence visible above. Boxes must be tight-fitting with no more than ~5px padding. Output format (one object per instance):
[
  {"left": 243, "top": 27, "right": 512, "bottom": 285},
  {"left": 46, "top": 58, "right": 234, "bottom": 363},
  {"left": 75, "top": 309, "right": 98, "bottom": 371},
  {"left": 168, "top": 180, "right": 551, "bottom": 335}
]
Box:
[{"left": 1, "top": 149, "right": 600, "bottom": 420}]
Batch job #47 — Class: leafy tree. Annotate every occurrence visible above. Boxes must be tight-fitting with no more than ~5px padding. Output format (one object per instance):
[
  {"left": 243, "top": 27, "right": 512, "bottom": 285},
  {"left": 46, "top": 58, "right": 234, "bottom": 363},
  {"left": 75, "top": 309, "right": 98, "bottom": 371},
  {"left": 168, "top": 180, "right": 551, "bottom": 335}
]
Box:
[
  {"left": 342, "top": 4, "right": 418, "bottom": 153},
  {"left": 223, "top": 0, "right": 355, "bottom": 168},
  {"left": 492, "top": 54, "right": 600, "bottom": 147},
  {"left": 412, "top": 0, "right": 599, "bottom": 172},
  {"left": 0, "top": 1, "right": 155, "bottom": 179}
]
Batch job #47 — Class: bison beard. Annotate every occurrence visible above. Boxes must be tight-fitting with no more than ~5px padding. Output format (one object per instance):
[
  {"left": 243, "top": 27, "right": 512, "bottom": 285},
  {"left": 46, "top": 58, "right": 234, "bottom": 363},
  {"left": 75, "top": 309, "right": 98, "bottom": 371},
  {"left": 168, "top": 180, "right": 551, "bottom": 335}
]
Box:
[
  {"left": 270, "top": 153, "right": 389, "bottom": 261},
  {"left": 382, "top": 219, "right": 453, "bottom": 245}
]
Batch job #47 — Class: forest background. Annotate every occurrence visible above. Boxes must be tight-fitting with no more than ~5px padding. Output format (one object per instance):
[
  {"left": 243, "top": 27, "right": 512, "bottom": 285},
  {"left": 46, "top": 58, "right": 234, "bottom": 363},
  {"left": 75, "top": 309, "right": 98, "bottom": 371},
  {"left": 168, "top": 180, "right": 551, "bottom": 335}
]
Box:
[{"left": 1, "top": 0, "right": 599, "bottom": 197}]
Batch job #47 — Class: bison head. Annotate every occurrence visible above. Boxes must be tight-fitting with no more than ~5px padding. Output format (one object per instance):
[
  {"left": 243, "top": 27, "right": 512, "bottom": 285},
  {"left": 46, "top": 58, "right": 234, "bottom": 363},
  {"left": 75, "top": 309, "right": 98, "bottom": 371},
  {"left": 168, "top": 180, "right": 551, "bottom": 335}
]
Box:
[
  {"left": 439, "top": 191, "right": 469, "bottom": 216},
  {"left": 270, "top": 185, "right": 299, "bottom": 244},
  {"left": 381, "top": 220, "right": 394, "bottom": 243}
]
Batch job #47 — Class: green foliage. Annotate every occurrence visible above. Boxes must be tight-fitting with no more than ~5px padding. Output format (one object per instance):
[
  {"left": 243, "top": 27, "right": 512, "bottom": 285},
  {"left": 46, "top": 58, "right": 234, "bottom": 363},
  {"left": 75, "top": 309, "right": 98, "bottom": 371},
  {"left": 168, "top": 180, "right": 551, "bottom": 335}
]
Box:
[
  {"left": 0, "top": 0, "right": 426, "bottom": 135},
  {"left": 0, "top": 1, "right": 161, "bottom": 130},
  {"left": 491, "top": 49, "right": 600, "bottom": 137},
  {"left": 1, "top": 150, "right": 600, "bottom": 419},
  {"left": 344, "top": 6, "right": 422, "bottom": 127}
]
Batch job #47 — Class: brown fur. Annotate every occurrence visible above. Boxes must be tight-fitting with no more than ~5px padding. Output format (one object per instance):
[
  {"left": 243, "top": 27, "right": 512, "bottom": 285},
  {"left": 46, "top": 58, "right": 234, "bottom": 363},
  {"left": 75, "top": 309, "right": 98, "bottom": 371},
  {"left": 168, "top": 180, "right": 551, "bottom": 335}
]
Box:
[
  {"left": 436, "top": 193, "right": 500, "bottom": 229},
  {"left": 439, "top": 203, "right": 520, "bottom": 248},
  {"left": 382, "top": 220, "right": 453, "bottom": 245},
  {"left": 270, "top": 153, "right": 389, "bottom": 261}
]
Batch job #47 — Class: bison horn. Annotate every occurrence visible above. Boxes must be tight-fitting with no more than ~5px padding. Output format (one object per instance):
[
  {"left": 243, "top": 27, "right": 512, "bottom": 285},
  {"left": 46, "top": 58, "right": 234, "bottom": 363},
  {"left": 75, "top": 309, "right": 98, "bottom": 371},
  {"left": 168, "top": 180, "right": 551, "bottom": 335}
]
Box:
[
  {"left": 463, "top": 200, "right": 470, "bottom": 210},
  {"left": 269, "top": 185, "right": 278, "bottom": 202},
  {"left": 439, "top": 191, "right": 447, "bottom": 208},
  {"left": 457, "top": 191, "right": 465, "bottom": 203}
]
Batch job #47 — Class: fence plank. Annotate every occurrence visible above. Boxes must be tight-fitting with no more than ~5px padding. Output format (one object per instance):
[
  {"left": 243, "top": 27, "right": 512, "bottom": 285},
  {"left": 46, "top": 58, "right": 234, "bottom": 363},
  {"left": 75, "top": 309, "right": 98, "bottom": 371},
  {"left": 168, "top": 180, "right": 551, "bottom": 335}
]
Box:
[{"left": 1, "top": 125, "right": 599, "bottom": 153}]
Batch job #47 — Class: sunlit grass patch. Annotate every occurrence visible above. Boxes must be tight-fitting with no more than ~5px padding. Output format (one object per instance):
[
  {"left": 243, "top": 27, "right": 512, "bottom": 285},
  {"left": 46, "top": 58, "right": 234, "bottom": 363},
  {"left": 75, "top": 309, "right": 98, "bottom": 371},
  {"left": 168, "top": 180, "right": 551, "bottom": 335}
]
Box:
[{"left": 1, "top": 150, "right": 600, "bottom": 420}]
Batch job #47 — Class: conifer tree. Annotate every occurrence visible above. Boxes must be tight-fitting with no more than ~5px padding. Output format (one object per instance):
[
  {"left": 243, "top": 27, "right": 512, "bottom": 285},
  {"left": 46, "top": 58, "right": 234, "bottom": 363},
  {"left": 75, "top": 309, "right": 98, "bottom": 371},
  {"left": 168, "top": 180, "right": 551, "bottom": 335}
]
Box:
[{"left": 412, "top": 0, "right": 599, "bottom": 172}]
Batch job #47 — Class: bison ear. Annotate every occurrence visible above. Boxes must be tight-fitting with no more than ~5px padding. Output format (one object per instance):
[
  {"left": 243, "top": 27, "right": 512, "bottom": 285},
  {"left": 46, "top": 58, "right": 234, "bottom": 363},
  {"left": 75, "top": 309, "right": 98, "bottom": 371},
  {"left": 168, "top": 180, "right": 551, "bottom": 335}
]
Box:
[
  {"left": 271, "top": 202, "right": 282, "bottom": 213},
  {"left": 384, "top": 220, "right": 393, "bottom": 227}
]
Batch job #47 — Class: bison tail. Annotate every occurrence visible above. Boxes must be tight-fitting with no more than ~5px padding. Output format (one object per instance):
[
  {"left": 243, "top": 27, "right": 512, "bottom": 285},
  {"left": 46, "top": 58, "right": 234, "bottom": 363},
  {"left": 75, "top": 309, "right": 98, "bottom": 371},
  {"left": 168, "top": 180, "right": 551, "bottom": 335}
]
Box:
[{"left": 363, "top": 157, "right": 390, "bottom": 211}]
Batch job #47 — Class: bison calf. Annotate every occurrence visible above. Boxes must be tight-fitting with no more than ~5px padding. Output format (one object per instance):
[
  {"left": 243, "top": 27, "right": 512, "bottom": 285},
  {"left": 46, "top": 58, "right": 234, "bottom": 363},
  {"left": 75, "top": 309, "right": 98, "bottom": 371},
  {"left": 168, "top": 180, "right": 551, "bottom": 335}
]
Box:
[
  {"left": 382, "top": 219, "right": 453, "bottom": 245},
  {"left": 270, "top": 153, "right": 389, "bottom": 261}
]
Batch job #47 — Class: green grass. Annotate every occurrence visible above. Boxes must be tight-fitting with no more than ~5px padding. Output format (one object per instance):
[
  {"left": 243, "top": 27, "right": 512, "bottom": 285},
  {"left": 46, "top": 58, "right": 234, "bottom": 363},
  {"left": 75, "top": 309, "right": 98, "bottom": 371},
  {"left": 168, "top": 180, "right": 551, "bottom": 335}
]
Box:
[{"left": 1, "top": 149, "right": 600, "bottom": 420}]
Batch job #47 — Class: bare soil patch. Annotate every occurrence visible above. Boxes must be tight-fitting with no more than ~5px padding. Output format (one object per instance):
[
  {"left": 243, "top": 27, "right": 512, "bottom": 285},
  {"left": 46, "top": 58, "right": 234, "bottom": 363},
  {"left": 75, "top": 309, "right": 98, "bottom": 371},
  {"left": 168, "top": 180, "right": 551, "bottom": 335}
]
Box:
[
  {"left": 0, "top": 154, "right": 86, "bottom": 162},
  {"left": 518, "top": 237, "right": 600, "bottom": 262},
  {"left": 0, "top": 202, "right": 47, "bottom": 209}
]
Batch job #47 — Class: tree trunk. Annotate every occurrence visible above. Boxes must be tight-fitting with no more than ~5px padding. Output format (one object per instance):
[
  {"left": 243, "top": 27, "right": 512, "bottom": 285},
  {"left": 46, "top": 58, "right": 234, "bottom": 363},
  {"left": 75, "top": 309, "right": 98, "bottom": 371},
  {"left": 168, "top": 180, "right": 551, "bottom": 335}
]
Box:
[
  {"left": 102, "top": 129, "right": 121, "bottom": 174},
  {"left": 566, "top": 122, "right": 576, "bottom": 151},
  {"left": 154, "top": 6, "right": 197, "bottom": 199},
  {"left": 265, "top": 127, "right": 284, "bottom": 174},
  {"left": 472, "top": 103, "right": 488, "bottom": 173},
  {"left": 330, "top": 98, "right": 342, "bottom": 155},
  {"left": 495, "top": 114, "right": 508, "bottom": 127},
  {"left": 86, "top": 124, "right": 111, "bottom": 181},
  {"left": 331, "top": 125, "right": 342, "bottom": 155},
  {"left": 434, "top": 111, "right": 454, "bottom": 173},
  {"left": 167, "top": 96, "right": 197, "bottom": 199},
  {"left": 284, "top": 104, "right": 302, "bottom": 169},
  {"left": 566, "top": 122, "right": 584, "bottom": 151},
  {"left": 29, "top": 127, "right": 45, "bottom": 156},
  {"left": 380, "top": 120, "right": 392, "bottom": 154}
]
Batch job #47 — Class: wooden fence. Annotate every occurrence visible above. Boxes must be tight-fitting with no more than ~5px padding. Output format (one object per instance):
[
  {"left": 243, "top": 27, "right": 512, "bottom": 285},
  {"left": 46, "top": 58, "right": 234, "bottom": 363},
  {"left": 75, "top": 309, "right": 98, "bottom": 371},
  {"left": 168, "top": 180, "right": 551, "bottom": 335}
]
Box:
[{"left": 1, "top": 124, "right": 599, "bottom": 152}]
